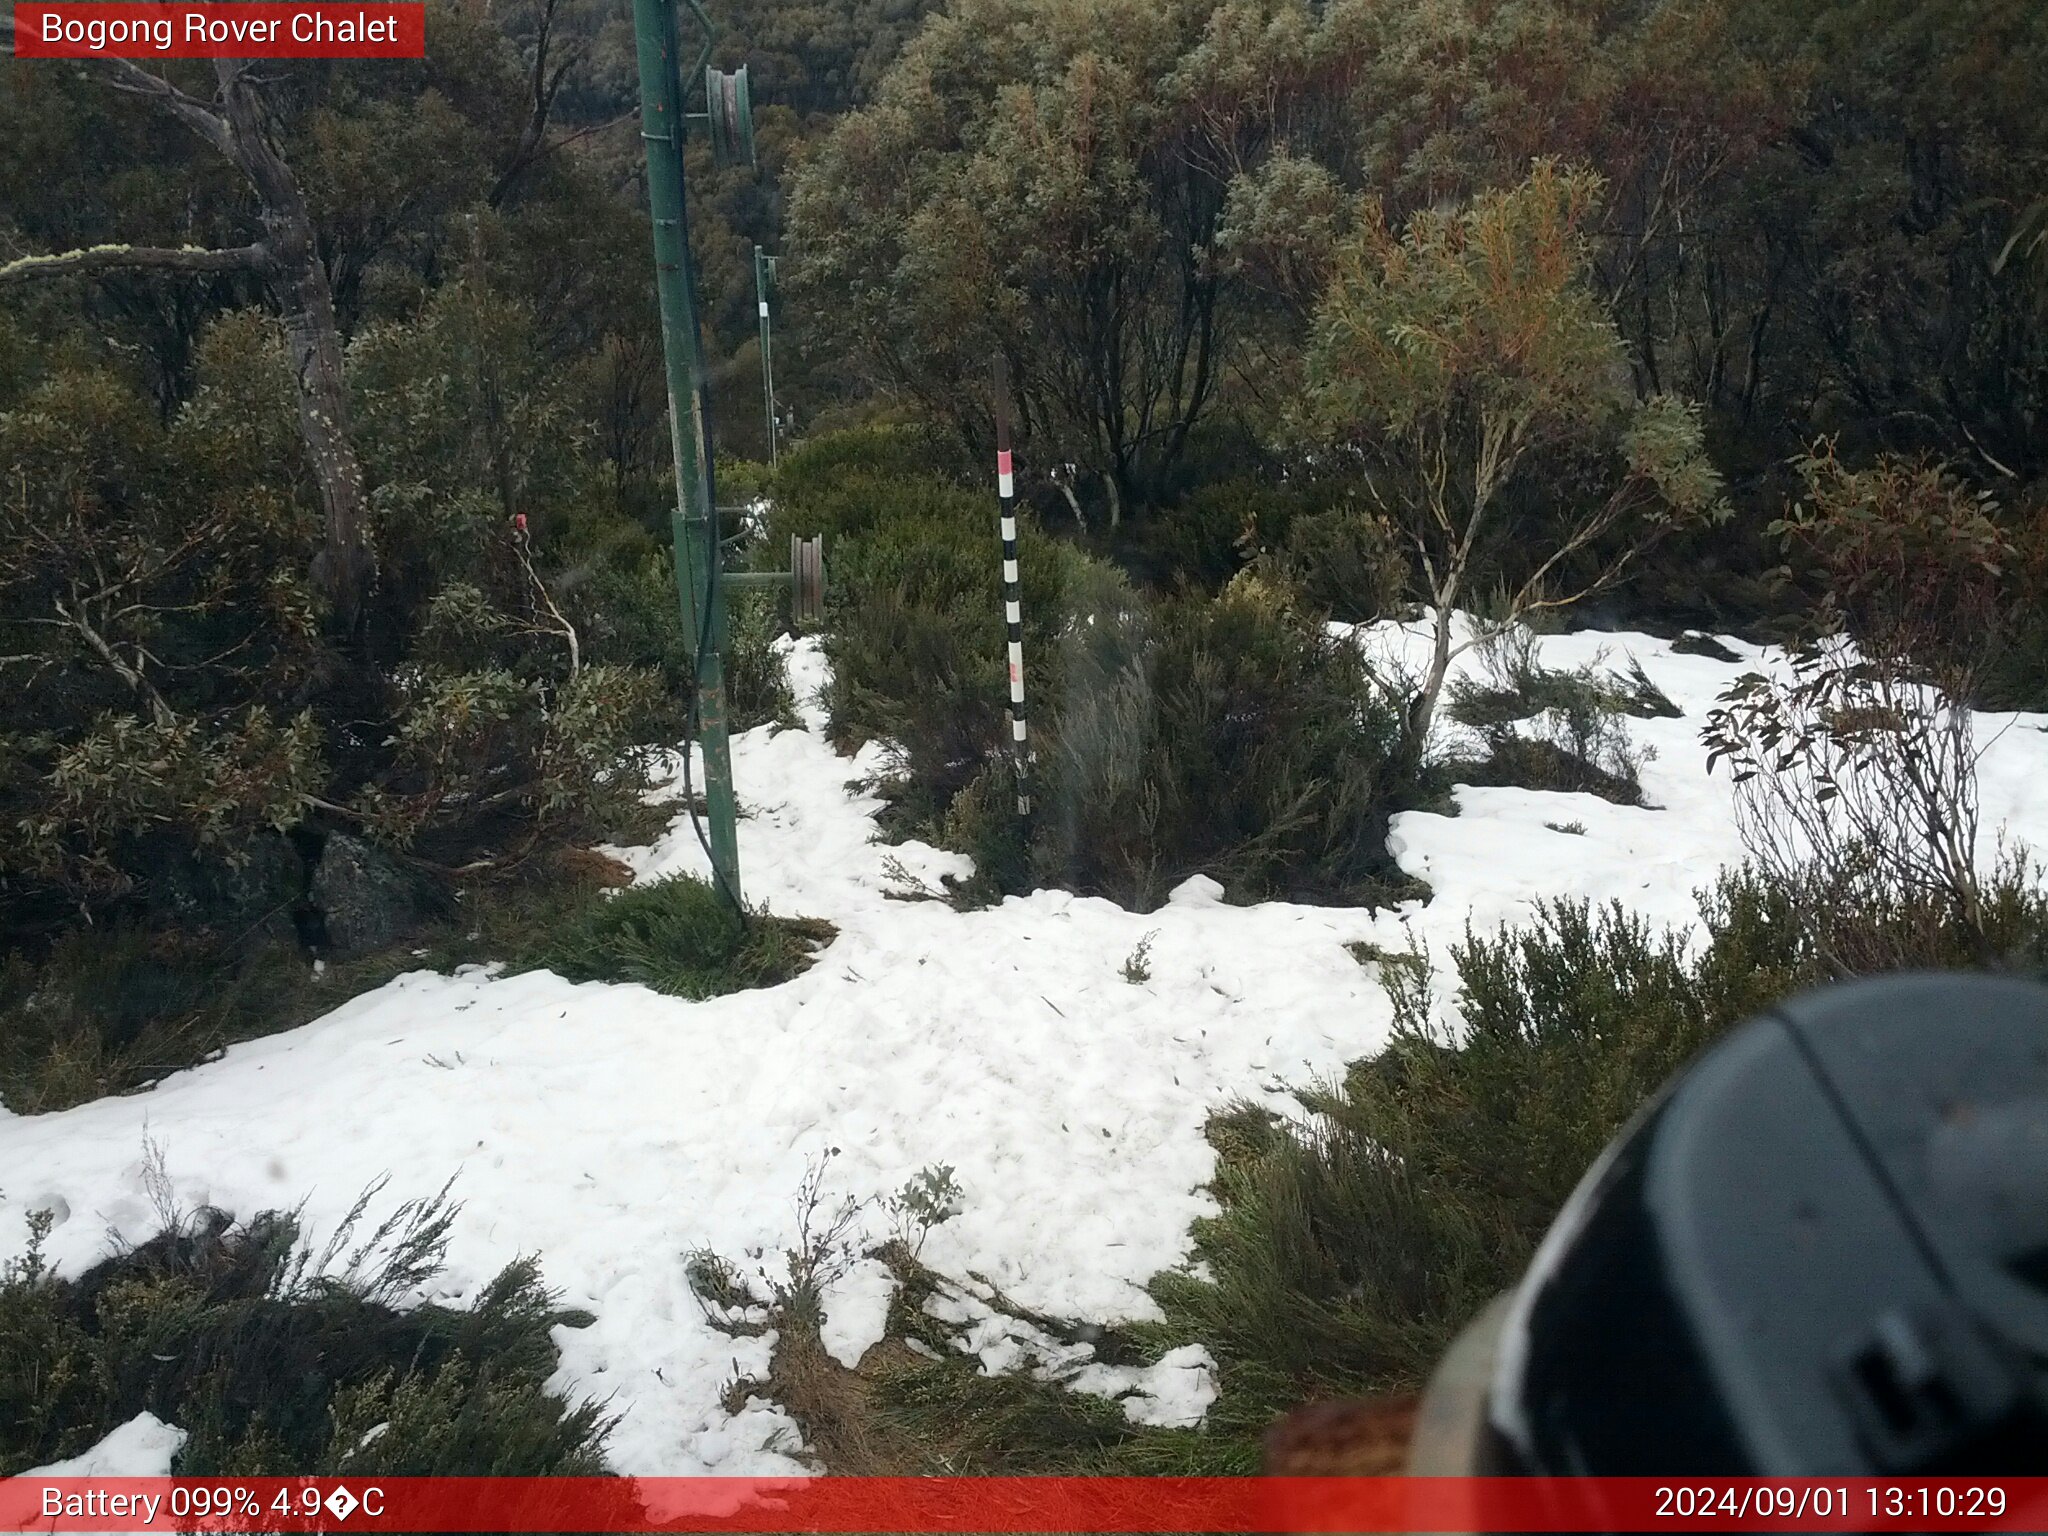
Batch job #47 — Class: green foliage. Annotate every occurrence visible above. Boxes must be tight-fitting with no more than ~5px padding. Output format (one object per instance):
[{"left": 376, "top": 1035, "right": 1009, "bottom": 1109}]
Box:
[
  {"left": 1773, "top": 444, "right": 2020, "bottom": 683},
  {"left": 1446, "top": 636, "right": 1677, "bottom": 730},
  {"left": 1302, "top": 161, "right": 1725, "bottom": 759},
  {"left": 1022, "top": 576, "right": 1420, "bottom": 909},
  {"left": 725, "top": 589, "right": 801, "bottom": 732},
  {"left": 0, "top": 335, "right": 326, "bottom": 905},
  {"left": 1306, "top": 163, "right": 1627, "bottom": 450},
  {"left": 523, "top": 873, "right": 834, "bottom": 1000},
  {"left": 1273, "top": 501, "right": 1410, "bottom": 622},
  {"left": 782, "top": 431, "right": 1425, "bottom": 910},
  {"left": 868, "top": 1350, "right": 1160, "bottom": 1472},
  {"left": 0, "top": 1185, "right": 612, "bottom": 1477},
  {"left": 885, "top": 1165, "right": 965, "bottom": 1260},
  {"left": 347, "top": 280, "right": 589, "bottom": 517},
  {"left": 768, "top": 436, "right": 1093, "bottom": 812},
  {"left": 1303, "top": 162, "right": 1724, "bottom": 548},
  {"left": 785, "top": 0, "right": 1323, "bottom": 514},
  {"left": 1124, "top": 477, "right": 1407, "bottom": 620},
  {"left": 0, "top": 305, "right": 682, "bottom": 932},
  {"left": 763, "top": 424, "right": 966, "bottom": 522},
  {"left": 0, "top": 1211, "right": 101, "bottom": 1469},
  {"left": 1147, "top": 859, "right": 2048, "bottom": 1449}
]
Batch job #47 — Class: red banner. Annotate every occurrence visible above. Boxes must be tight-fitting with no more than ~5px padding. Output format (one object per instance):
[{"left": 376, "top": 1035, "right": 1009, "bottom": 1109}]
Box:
[
  {"left": 6, "top": 1477, "right": 2048, "bottom": 1533},
  {"left": 10, "top": 4, "right": 425, "bottom": 58}
]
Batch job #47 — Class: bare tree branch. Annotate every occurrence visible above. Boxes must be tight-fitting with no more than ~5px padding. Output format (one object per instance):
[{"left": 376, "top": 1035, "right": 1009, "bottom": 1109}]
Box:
[
  {"left": 99, "top": 56, "right": 240, "bottom": 157},
  {"left": 489, "top": 0, "right": 588, "bottom": 208},
  {"left": 0, "top": 242, "right": 265, "bottom": 288},
  {"left": 53, "top": 596, "right": 181, "bottom": 729}
]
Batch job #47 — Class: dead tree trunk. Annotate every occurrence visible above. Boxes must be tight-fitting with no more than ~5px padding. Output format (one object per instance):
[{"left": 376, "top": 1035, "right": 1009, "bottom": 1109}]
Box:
[
  {"left": 210, "top": 60, "right": 373, "bottom": 633},
  {"left": 0, "top": 37, "right": 374, "bottom": 637}
]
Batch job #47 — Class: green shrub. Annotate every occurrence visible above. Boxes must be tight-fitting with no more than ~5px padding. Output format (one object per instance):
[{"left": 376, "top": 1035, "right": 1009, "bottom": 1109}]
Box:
[
  {"left": 1276, "top": 502, "right": 1408, "bottom": 622},
  {"left": 1447, "top": 634, "right": 1678, "bottom": 728},
  {"left": 1451, "top": 733, "right": 1649, "bottom": 805},
  {"left": 1121, "top": 478, "right": 1407, "bottom": 617},
  {"left": 798, "top": 461, "right": 1096, "bottom": 811},
  {"left": 1122, "top": 480, "right": 1262, "bottom": 590},
  {"left": 1024, "top": 576, "right": 1420, "bottom": 910},
  {"left": 725, "top": 588, "right": 800, "bottom": 732},
  {"left": 1146, "top": 861, "right": 2048, "bottom": 1449},
  {"left": 0, "top": 853, "right": 689, "bottom": 1115},
  {"left": 0, "top": 319, "right": 687, "bottom": 935},
  {"left": 523, "top": 873, "right": 834, "bottom": 999},
  {"left": 765, "top": 425, "right": 966, "bottom": 527},
  {"left": 1, "top": 1186, "right": 612, "bottom": 1477},
  {"left": 779, "top": 433, "right": 1424, "bottom": 911},
  {"left": 0, "top": 927, "right": 400, "bottom": 1116}
]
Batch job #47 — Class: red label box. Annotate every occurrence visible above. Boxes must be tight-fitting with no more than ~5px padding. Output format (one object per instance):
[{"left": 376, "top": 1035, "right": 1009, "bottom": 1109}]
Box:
[{"left": 11, "top": 3, "right": 425, "bottom": 58}]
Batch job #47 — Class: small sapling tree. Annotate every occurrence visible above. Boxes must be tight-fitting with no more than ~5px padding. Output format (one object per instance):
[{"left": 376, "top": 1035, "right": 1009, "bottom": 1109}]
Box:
[{"left": 1301, "top": 161, "right": 1726, "bottom": 770}]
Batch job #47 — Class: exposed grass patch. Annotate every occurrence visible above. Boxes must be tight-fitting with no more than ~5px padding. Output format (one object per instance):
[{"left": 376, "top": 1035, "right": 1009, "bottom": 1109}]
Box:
[
  {"left": 713, "top": 1240, "right": 1225, "bottom": 1477},
  {"left": 1344, "top": 939, "right": 1429, "bottom": 989},
  {"left": 0, "top": 847, "right": 648, "bottom": 1115},
  {"left": 520, "top": 873, "right": 835, "bottom": 1000},
  {"left": 1444, "top": 633, "right": 1665, "bottom": 807},
  {"left": 1451, "top": 734, "right": 1650, "bottom": 806},
  {"left": 1, "top": 1174, "right": 614, "bottom": 1479}
]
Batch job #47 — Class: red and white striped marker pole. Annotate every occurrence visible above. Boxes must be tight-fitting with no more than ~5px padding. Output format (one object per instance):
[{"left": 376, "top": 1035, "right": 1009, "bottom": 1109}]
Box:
[{"left": 993, "top": 355, "right": 1032, "bottom": 817}]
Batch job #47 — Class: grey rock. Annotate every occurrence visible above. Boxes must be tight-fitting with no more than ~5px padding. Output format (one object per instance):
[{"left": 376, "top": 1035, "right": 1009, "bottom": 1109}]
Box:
[{"left": 310, "top": 833, "right": 432, "bottom": 954}]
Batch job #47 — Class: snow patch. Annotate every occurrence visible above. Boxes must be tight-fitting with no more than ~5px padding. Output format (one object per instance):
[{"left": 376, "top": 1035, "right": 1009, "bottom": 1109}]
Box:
[
  {"left": 819, "top": 1257, "right": 897, "bottom": 1369},
  {"left": 28, "top": 1413, "right": 187, "bottom": 1476}
]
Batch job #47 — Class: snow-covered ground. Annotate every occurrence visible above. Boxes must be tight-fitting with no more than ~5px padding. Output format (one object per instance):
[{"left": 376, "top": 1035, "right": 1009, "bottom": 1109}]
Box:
[{"left": 4, "top": 618, "right": 2046, "bottom": 1473}]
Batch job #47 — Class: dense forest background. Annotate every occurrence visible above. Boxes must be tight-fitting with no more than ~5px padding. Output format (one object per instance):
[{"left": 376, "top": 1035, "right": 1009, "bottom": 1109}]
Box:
[{"left": 1, "top": 0, "right": 2045, "bottom": 1108}]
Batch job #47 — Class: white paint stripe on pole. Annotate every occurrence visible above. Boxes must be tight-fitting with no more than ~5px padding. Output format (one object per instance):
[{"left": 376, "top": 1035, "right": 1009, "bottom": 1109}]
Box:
[
  {"left": 999, "top": 471, "right": 1014, "bottom": 498},
  {"left": 1005, "top": 599, "right": 1021, "bottom": 624},
  {"left": 1003, "top": 558, "right": 1019, "bottom": 584},
  {"left": 1000, "top": 516, "right": 1017, "bottom": 540},
  {"left": 1012, "top": 717, "right": 1028, "bottom": 742}
]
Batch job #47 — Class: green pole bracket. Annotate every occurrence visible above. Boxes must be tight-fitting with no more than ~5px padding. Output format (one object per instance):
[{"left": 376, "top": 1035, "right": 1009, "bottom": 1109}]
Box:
[{"left": 722, "top": 535, "right": 825, "bottom": 628}]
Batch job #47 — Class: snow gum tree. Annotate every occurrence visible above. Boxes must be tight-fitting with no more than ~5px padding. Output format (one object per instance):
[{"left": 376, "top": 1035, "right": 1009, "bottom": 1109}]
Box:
[
  {"left": 787, "top": 0, "right": 1356, "bottom": 524},
  {"left": 1301, "top": 161, "right": 1727, "bottom": 768}
]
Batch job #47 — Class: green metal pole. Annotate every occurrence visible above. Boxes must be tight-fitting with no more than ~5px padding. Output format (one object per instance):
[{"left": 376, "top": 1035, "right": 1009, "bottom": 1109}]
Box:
[
  {"left": 631, "top": 0, "right": 743, "bottom": 907},
  {"left": 754, "top": 244, "right": 778, "bottom": 468}
]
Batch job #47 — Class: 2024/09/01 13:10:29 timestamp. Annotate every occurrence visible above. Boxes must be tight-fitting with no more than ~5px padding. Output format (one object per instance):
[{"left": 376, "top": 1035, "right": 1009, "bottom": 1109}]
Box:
[{"left": 1653, "top": 1482, "right": 2012, "bottom": 1522}]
